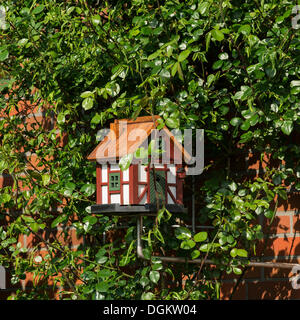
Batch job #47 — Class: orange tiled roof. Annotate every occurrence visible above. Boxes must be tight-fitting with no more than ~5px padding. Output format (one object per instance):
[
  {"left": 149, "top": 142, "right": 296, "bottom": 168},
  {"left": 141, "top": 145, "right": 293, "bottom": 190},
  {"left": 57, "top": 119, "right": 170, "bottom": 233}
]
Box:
[{"left": 87, "top": 116, "right": 191, "bottom": 162}]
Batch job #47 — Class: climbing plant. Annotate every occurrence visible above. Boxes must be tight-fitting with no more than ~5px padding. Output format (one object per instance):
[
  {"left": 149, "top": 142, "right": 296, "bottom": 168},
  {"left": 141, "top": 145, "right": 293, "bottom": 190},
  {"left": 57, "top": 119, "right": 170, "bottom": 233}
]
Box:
[{"left": 0, "top": 0, "right": 299, "bottom": 299}]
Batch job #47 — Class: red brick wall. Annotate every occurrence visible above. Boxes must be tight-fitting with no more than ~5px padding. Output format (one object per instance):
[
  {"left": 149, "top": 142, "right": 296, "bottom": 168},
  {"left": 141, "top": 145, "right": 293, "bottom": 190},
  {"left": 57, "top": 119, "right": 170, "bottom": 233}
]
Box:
[
  {"left": 0, "top": 104, "right": 84, "bottom": 299},
  {"left": 1, "top": 103, "right": 299, "bottom": 299},
  {"left": 220, "top": 192, "right": 300, "bottom": 299}
]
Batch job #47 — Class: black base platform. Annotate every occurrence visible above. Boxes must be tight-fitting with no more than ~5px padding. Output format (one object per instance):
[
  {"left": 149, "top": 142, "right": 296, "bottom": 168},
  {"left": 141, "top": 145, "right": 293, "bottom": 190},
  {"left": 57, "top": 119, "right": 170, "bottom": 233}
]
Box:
[{"left": 91, "top": 204, "right": 187, "bottom": 216}]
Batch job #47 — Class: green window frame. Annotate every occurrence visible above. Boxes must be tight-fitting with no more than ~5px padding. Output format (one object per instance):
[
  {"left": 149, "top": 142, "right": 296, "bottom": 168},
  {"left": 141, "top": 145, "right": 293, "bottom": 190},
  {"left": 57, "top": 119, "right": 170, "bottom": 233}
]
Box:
[{"left": 109, "top": 172, "right": 120, "bottom": 191}]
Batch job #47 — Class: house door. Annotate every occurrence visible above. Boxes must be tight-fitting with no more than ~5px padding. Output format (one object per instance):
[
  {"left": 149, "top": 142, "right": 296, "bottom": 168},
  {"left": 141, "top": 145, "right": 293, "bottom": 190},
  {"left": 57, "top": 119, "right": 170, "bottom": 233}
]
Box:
[{"left": 149, "top": 169, "right": 166, "bottom": 204}]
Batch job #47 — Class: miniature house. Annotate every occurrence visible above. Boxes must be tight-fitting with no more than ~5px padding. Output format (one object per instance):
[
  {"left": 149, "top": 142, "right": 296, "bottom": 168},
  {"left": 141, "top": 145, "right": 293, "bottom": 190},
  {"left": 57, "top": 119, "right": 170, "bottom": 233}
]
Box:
[{"left": 87, "top": 116, "right": 191, "bottom": 215}]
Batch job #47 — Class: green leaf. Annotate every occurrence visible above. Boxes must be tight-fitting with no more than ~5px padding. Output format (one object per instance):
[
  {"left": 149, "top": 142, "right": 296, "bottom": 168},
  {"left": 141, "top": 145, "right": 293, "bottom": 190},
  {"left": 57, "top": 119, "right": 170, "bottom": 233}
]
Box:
[
  {"left": 141, "top": 292, "right": 155, "bottom": 300},
  {"left": 227, "top": 235, "right": 234, "bottom": 244},
  {"left": 96, "top": 256, "right": 108, "bottom": 264},
  {"left": 265, "top": 66, "right": 276, "bottom": 78},
  {"left": 32, "top": 5, "right": 44, "bottom": 15},
  {"left": 1, "top": 194, "right": 11, "bottom": 203},
  {"left": 233, "top": 267, "right": 243, "bottom": 275},
  {"left": 0, "top": 50, "right": 9, "bottom": 61},
  {"left": 212, "top": 60, "right": 223, "bottom": 70},
  {"left": 152, "top": 263, "right": 163, "bottom": 271},
  {"left": 64, "top": 182, "right": 76, "bottom": 197},
  {"left": 91, "top": 113, "right": 102, "bottom": 124},
  {"left": 148, "top": 140, "right": 156, "bottom": 155},
  {"left": 92, "top": 15, "right": 101, "bottom": 25},
  {"left": 140, "top": 277, "right": 150, "bottom": 287},
  {"left": 281, "top": 120, "right": 293, "bottom": 135},
  {"left": 205, "top": 30, "right": 212, "bottom": 51},
  {"left": 142, "top": 248, "right": 151, "bottom": 260},
  {"left": 272, "top": 174, "right": 282, "bottom": 185},
  {"left": 230, "top": 248, "right": 238, "bottom": 258},
  {"left": 234, "top": 86, "right": 252, "bottom": 101},
  {"left": 233, "top": 91, "right": 244, "bottom": 100},
  {"left": 51, "top": 215, "right": 67, "bottom": 228},
  {"left": 218, "top": 52, "right": 228, "bottom": 60},
  {"left": 177, "top": 62, "right": 184, "bottom": 80},
  {"left": 238, "top": 25, "right": 251, "bottom": 35},
  {"left": 228, "top": 181, "right": 237, "bottom": 191},
  {"left": 180, "top": 239, "right": 196, "bottom": 250},
  {"left": 148, "top": 50, "right": 161, "bottom": 60},
  {"left": 134, "top": 147, "right": 148, "bottom": 159},
  {"left": 166, "top": 117, "right": 179, "bottom": 129},
  {"left": 239, "top": 131, "right": 253, "bottom": 143},
  {"left": 80, "top": 91, "right": 94, "bottom": 98},
  {"left": 82, "top": 98, "right": 94, "bottom": 110},
  {"left": 194, "top": 231, "right": 208, "bottom": 242},
  {"left": 83, "top": 215, "right": 97, "bottom": 225},
  {"left": 57, "top": 113, "right": 66, "bottom": 125},
  {"left": 166, "top": 45, "right": 173, "bottom": 57},
  {"left": 159, "top": 69, "right": 171, "bottom": 79},
  {"left": 249, "top": 114, "right": 259, "bottom": 126},
  {"left": 199, "top": 2, "right": 209, "bottom": 15},
  {"left": 290, "top": 80, "right": 300, "bottom": 88},
  {"left": 241, "top": 119, "right": 251, "bottom": 131},
  {"left": 230, "top": 117, "right": 242, "bottom": 126},
  {"left": 80, "top": 184, "right": 96, "bottom": 197},
  {"left": 178, "top": 49, "right": 191, "bottom": 62},
  {"left": 119, "top": 153, "right": 133, "bottom": 171},
  {"left": 277, "top": 189, "right": 287, "bottom": 200},
  {"left": 264, "top": 209, "right": 275, "bottom": 219},
  {"left": 211, "top": 29, "right": 224, "bottom": 41},
  {"left": 191, "top": 250, "right": 200, "bottom": 259},
  {"left": 42, "top": 173, "right": 50, "bottom": 186},
  {"left": 98, "top": 269, "right": 111, "bottom": 279},
  {"left": 149, "top": 270, "right": 160, "bottom": 284},
  {"left": 199, "top": 244, "right": 211, "bottom": 252},
  {"left": 236, "top": 249, "right": 248, "bottom": 257},
  {"left": 28, "top": 170, "right": 42, "bottom": 181},
  {"left": 96, "top": 282, "right": 110, "bottom": 293},
  {"left": 171, "top": 62, "right": 178, "bottom": 76},
  {"left": 175, "top": 227, "right": 191, "bottom": 240}
]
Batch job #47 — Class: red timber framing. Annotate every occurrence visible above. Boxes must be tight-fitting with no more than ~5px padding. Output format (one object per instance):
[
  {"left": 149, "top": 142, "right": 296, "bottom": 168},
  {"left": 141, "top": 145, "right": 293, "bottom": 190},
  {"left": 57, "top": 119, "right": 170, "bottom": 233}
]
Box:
[
  {"left": 96, "top": 164, "right": 102, "bottom": 204},
  {"left": 96, "top": 163, "right": 130, "bottom": 205},
  {"left": 97, "top": 162, "right": 183, "bottom": 205},
  {"left": 135, "top": 164, "right": 181, "bottom": 205},
  {"left": 129, "top": 164, "right": 139, "bottom": 204},
  {"left": 176, "top": 164, "right": 184, "bottom": 205}
]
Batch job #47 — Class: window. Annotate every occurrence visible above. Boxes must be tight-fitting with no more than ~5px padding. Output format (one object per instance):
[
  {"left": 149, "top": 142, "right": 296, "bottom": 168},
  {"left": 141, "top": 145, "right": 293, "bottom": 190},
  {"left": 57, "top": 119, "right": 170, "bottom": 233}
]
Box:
[{"left": 109, "top": 172, "right": 120, "bottom": 191}]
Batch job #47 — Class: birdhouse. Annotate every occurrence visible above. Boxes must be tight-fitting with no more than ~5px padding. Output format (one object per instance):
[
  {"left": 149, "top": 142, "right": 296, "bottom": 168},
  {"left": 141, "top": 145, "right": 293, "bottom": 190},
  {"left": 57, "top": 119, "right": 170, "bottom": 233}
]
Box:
[{"left": 87, "top": 116, "right": 191, "bottom": 216}]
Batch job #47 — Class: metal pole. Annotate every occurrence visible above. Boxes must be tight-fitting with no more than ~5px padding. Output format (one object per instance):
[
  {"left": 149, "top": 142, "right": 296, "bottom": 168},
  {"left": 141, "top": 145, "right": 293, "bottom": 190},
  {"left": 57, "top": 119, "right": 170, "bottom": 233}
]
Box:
[
  {"left": 136, "top": 216, "right": 300, "bottom": 270},
  {"left": 0, "top": 266, "right": 6, "bottom": 289},
  {"left": 192, "top": 176, "right": 196, "bottom": 233}
]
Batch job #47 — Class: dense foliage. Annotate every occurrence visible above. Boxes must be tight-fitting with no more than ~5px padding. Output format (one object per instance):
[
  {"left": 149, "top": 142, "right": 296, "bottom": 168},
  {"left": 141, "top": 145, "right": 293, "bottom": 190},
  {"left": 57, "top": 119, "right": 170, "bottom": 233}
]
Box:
[{"left": 0, "top": 0, "right": 299, "bottom": 299}]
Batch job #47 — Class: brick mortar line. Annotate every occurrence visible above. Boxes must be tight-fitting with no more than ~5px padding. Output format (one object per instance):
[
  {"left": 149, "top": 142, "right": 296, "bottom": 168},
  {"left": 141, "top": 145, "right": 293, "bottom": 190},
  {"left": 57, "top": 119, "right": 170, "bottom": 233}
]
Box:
[
  {"left": 0, "top": 285, "right": 60, "bottom": 292},
  {"left": 275, "top": 210, "right": 300, "bottom": 216},
  {"left": 253, "top": 255, "right": 300, "bottom": 261},
  {"left": 221, "top": 277, "right": 294, "bottom": 284},
  {"left": 24, "top": 244, "right": 82, "bottom": 253},
  {"left": 23, "top": 234, "right": 27, "bottom": 249},
  {"left": 264, "top": 232, "right": 300, "bottom": 238},
  {"left": 0, "top": 173, "right": 26, "bottom": 179},
  {"left": 291, "top": 214, "right": 295, "bottom": 234},
  {"left": 0, "top": 112, "right": 45, "bottom": 120}
]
